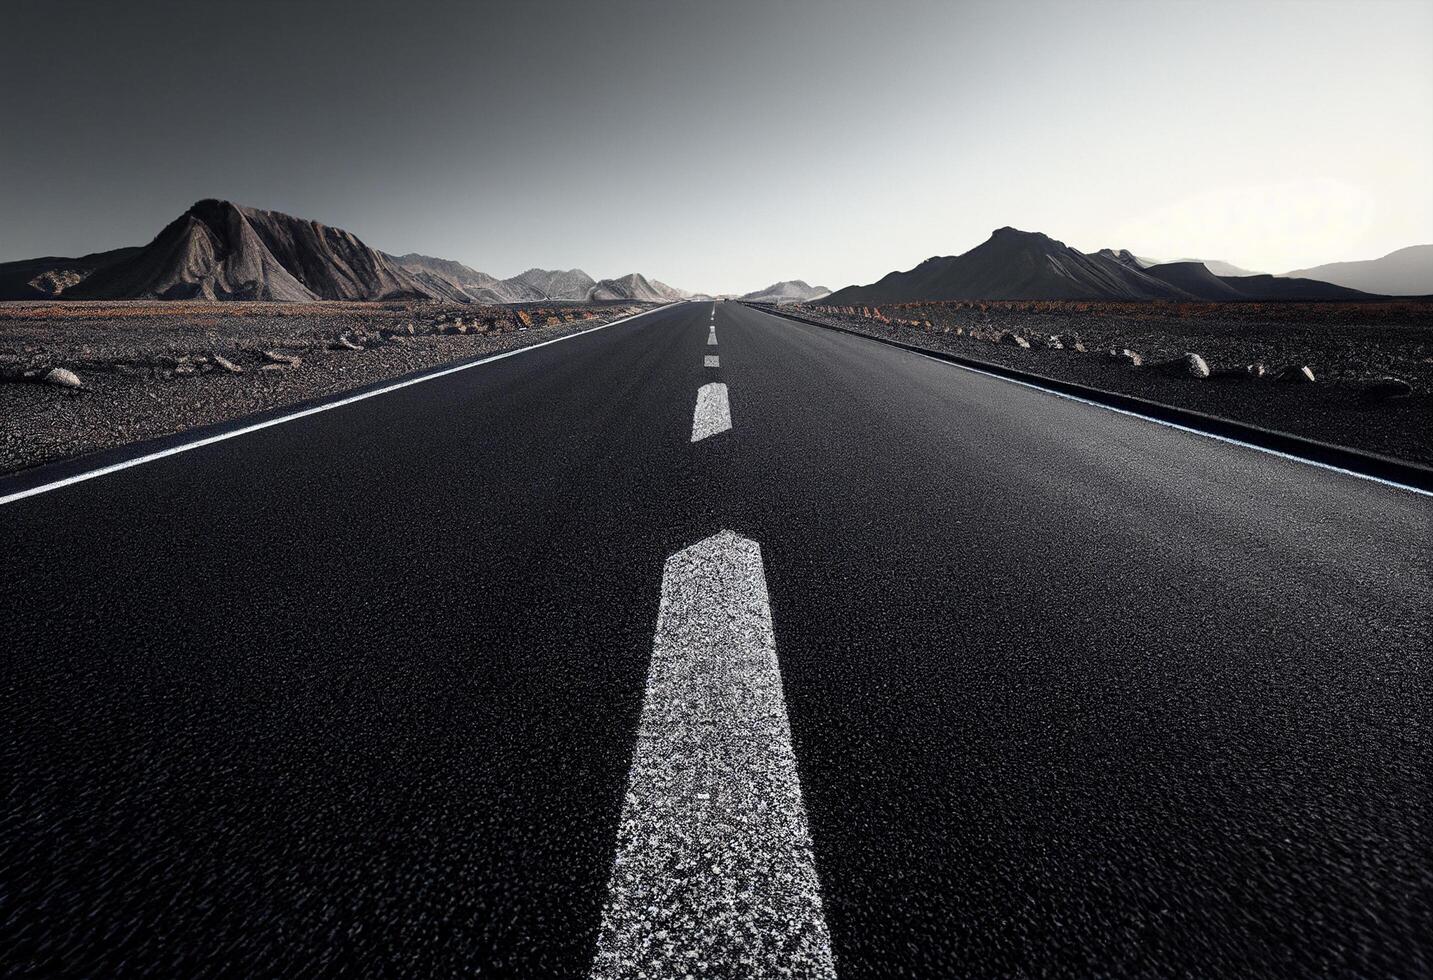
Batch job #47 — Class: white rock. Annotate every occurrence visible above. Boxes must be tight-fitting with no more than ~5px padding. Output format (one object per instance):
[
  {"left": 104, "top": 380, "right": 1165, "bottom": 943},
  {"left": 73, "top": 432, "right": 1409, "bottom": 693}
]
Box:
[
  {"left": 1162, "top": 352, "right": 1210, "bottom": 378},
  {"left": 43, "top": 367, "right": 82, "bottom": 388}
]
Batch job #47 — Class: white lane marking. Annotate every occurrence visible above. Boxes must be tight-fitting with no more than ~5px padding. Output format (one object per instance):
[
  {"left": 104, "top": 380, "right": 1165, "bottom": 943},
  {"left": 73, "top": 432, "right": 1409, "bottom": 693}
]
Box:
[
  {"left": 705, "top": 355, "right": 720, "bottom": 368},
  {"left": 0, "top": 304, "right": 679, "bottom": 507},
  {"left": 691, "top": 382, "right": 732, "bottom": 441},
  {"left": 708, "top": 329, "right": 718, "bottom": 346},
  {"left": 591, "top": 530, "right": 836, "bottom": 980},
  {"left": 905, "top": 350, "right": 1433, "bottom": 499}
]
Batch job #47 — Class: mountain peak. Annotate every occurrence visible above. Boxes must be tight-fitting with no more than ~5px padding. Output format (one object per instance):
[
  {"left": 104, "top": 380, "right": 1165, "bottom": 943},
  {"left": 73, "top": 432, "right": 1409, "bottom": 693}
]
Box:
[
  {"left": 67, "top": 200, "right": 430, "bottom": 302},
  {"left": 739, "top": 280, "right": 831, "bottom": 303},
  {"left": 990, "top": 226, "right": 1049, "bottom": 241}
]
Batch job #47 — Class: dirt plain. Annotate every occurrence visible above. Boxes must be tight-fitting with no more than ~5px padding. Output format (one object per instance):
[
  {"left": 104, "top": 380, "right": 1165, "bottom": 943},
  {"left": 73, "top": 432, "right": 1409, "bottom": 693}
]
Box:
[
  {"left": 758, "top": 300, "right": 1433, "bottom": 469},
  {"left": 0, "top": 300, "right": 653, "bottom": 475}
]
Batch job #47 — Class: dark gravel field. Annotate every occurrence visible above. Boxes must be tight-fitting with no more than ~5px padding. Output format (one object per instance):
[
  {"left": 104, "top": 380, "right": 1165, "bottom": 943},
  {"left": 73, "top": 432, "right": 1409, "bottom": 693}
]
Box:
[
  {"left": 0, "top": 300, "right": 653, "bottom": 475},
  {"left": 757, "top": 300, "right": 1433, "bottom": 467}
]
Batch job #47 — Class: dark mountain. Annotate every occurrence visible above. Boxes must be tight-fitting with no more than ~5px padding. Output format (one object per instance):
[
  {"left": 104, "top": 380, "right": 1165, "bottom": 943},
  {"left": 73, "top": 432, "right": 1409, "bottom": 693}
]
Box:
[
  {"left": 1216, "top": 273, "right": 1375, "bottom": 301},
  {"left": 823, "top": 228, "right": 1389, "bottom": 304},
  {"left": 1140, "top": 261, "right": 1246, "bottom": 300},
  {"left": 1142, "top": 261, "right": 1375, "bottom": 301},
  {"left": 70, "top": 200, "right": 434, "bottom": 301},
  {"left": 1091, "top": 248, "right": 1145, "bottom": 271},
  {"left": 1165, "top": 257, "right": 1260, "bottom": 277},
  {"left": 1283, "top": 245, "right": 1433, "bottom": 296},
  {"left": 0, "top": 247, "right": 140, "bottom": 300},
  {"left": 739, "top": 280, "right": 832, "bottom": 303},
  {"left": 823, "top": 228, "right": 1187, "bottom": 304}
]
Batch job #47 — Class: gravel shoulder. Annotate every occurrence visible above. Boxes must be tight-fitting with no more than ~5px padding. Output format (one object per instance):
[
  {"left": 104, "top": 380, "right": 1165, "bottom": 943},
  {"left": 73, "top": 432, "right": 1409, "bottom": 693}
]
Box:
[
  {"left": 0, "top": 300, "right": 655, "bottom": 476},
  {"left": 751, "top": 300, "right": 1433, "bottom": 469}
]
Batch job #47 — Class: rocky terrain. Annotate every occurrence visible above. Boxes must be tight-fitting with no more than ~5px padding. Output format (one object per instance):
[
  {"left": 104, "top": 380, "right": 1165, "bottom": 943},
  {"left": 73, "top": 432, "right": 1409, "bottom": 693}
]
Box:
[
  {"left": 756, "top": 299, "right": 1433, "bottom": 467},
  {"left": 0, "top": 299, "right": 654, "bottom": 474},
  {"left": 823, "top": 228, "right": 1381, "bottom": 305}
]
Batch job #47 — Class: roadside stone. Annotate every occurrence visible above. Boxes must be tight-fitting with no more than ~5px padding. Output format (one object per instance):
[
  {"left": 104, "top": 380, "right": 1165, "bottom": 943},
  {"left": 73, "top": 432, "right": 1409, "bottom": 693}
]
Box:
[
  {"left": 258, "top": 363, "right": 287, "bottom": 372},
  {"left": 262, "top": 350, "right": 301, "bottom": 367},
  {"left": 1107, "top": 348, "right": 1143, "bottom": 367},
  {"left": 332, "top": 335, "right": 363, "bottom": 351},
  {"left": 1279, "top": 365, "right": 1317, "bottom": 383},
  {"left": 42, "top": 367, "right": 83, "bottom": 389},
  {"left": 999, "top": 332, "right": 1031, "bottom": 349},
  {"left": 1152, "top": 352, "right": 1211, "bottom": 379},
  {"left": 1041, "top": 335, "right": 1064, "bottom": 350},
  {"left": 1362, "top": 377, "right": 1412, "bottom": 403},
  {"left": 212, "top": 355, "right": 243, "bottom": 374}
]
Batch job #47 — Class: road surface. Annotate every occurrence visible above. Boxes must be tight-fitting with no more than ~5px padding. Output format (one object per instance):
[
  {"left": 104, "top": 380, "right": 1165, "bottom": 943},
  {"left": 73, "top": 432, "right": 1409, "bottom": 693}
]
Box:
[{"left": 3, "top": 301, "right": 1428, "bottom": 977}]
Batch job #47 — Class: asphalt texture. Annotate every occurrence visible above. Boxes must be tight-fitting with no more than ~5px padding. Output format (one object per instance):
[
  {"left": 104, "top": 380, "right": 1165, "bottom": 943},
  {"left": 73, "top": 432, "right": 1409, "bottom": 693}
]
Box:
[{"left": 3, "top": 301, "right": 1429, "bottom": 977}]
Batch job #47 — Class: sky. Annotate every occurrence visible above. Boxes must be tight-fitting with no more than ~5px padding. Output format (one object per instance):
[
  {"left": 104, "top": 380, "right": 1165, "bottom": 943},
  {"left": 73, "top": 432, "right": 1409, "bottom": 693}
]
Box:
[{"left": 2, "top": 0, "right": 1430, "bottom": 294}]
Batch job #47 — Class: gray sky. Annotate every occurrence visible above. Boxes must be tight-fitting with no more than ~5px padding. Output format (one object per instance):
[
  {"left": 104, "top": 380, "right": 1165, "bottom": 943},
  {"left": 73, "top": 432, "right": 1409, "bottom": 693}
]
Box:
[{"left": 2, "top": 0, "right": 1430, "bottom": 294}]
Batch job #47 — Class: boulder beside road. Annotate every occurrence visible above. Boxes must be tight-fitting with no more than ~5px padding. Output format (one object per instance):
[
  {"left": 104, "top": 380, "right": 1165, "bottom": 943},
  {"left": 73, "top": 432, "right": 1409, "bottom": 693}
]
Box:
[
  {"left": 1362, "top": 377, "right": 1412, "bottom": 403},
  {"left": 1152, "top": 352, "right": 1211, "bottom": 379},
  {"left": 42, "top": 367, "right": 83, "bottom": 389}
]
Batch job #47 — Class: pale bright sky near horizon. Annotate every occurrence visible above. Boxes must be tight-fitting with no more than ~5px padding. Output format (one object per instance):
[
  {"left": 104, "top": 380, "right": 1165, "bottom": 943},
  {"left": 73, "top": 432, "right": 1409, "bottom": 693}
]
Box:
[{"left": 2, "top": 0, "right": 1430, "bottom": 294}]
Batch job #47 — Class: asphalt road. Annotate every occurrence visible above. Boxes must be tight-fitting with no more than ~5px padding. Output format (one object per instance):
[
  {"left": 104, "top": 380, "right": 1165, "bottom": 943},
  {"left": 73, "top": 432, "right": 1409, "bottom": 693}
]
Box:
[{"left": 3, "top": 301, "right": 1428, "bottom": 977}]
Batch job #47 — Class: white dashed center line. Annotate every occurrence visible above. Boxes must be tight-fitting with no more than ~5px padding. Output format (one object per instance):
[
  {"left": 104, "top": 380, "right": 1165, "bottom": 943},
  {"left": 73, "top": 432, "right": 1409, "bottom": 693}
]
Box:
[
  {"left": 705, "top": 355, "right": 720, "bottom": 368},
  {"left": 691, "top": 382, "right": 731, "bottom": 441},
  {"left": 590, "top": 530, "right": 836, "bottom": 980},
  {"left": 708, "top": 329, "right": 717, "bottom": 345}
]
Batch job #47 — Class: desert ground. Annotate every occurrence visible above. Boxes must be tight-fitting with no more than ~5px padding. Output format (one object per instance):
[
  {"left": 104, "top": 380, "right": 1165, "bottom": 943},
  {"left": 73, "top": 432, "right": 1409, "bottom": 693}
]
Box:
[
  {"left": 4, "top": 297, "right": 1430, "bottom": 475},
  {"left": 0, "top": 300, "right": 651, "bottom": 474},
  {"left": 761, "top": 300, "right": 1433, "bottom": 467}
]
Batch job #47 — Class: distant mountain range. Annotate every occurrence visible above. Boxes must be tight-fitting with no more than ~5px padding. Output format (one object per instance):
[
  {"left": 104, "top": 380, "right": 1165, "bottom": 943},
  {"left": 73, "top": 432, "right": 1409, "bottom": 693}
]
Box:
[
  {"left": 739, "top": 280, "right": 831, "bottom": 303},
  {"left": 1282, "top": 245, "right": 1433, "bottom": 296},
  {"left": 821, "top": 228, "right": 1387, "bottom": 305},
  {"left": 0, "top": 200, "right": 689, "bottom": 304},
  {"left": 1166, "top": 257, "right": 1262, "bottom": 278},
  {"left": 0, "top": 247, "right": 142, "bottom": 300},
  {"left": 384, "top": 256, "right": 686, "bottom": 304},
  {"left": 4, "top": 204, "right": 1427, "bottom": 305}
]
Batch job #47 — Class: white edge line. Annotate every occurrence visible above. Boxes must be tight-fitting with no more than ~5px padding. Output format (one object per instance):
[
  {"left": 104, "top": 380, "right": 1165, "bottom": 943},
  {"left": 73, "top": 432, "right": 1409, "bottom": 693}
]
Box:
[
  {"left": 0, "top": 303, "right": 680, "bottom": 507},
  {"left": 904, "top": 349, "right": 1432, "bottom": 498},
  {"left": 756, "top": 309, "right": 1429, "bottom": 498}
]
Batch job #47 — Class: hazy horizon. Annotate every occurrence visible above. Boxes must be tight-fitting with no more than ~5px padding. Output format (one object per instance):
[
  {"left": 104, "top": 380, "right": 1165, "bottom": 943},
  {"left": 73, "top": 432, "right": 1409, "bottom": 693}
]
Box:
[{"left": 2, "top": 0, "right": 1430, "bottom": 294}]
